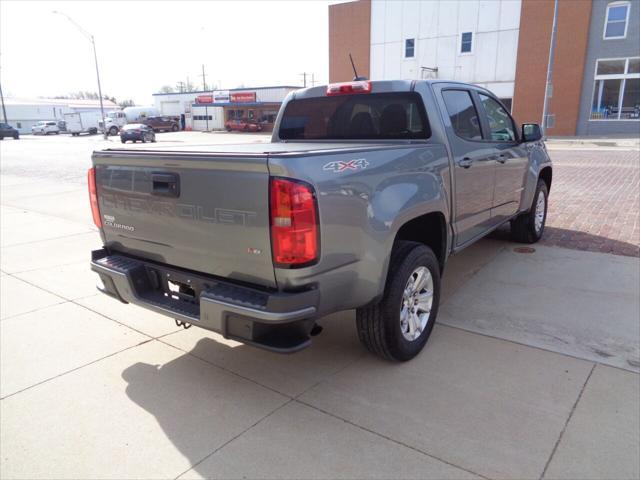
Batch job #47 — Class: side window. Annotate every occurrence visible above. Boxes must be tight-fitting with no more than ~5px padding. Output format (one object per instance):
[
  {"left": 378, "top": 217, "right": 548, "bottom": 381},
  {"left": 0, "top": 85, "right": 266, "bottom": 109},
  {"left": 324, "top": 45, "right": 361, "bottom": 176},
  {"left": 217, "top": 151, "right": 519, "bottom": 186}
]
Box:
[
  {"left": 442, "top": 90, "right": 482, "bottom": 140},
  {"left": 478, "top": 94, "right": 516, "bottom": 142}
]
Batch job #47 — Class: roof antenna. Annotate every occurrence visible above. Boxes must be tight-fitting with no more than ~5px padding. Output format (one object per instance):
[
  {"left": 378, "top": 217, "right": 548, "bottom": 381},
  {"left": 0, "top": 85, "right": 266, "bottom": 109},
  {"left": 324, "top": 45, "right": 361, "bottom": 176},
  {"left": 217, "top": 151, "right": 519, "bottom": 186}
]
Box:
[{"left": 349, "top": 53, "right": 368, "bottom": 81}]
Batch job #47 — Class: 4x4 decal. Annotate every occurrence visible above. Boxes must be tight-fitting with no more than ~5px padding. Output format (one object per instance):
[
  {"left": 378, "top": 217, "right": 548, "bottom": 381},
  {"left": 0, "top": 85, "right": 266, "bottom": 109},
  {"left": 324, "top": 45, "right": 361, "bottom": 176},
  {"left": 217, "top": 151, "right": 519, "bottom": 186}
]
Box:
[{"left": 323, "top": 158, "right": 369, "bottom": 173}]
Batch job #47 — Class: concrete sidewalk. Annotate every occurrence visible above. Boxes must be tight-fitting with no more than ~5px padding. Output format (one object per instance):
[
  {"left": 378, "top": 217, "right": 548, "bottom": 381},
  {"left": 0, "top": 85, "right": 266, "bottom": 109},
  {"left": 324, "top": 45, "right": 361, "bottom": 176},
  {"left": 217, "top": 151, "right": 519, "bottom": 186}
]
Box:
[{"left": 1, "top": 174, "right": 639, "bottom": 479}]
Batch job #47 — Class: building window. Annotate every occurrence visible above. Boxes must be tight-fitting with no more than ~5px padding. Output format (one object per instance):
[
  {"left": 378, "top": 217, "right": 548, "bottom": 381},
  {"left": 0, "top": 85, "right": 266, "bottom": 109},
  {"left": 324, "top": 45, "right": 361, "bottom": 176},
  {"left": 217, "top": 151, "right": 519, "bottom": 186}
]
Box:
[
  {"left": 460, "top": 32, "right": 473, "bottom": 54},
  {"left": 590, "top": 57, "right": 640, "bottom": 120},
  {"left": 604, "top": 2, "right": 630, "bottom": 39},
  {"left": 260, "top": 110, "right": 278, "bottom": 124},
  {"left": 405, "top": 38, "right": 415, "bottom": 58}
]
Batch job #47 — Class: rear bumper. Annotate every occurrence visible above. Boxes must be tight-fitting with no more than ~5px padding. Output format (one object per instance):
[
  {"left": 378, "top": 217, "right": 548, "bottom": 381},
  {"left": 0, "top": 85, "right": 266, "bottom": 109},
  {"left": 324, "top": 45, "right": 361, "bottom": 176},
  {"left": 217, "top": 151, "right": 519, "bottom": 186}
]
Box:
[{"left": 90, "top": 249, "right": 319, "bottom": 353}]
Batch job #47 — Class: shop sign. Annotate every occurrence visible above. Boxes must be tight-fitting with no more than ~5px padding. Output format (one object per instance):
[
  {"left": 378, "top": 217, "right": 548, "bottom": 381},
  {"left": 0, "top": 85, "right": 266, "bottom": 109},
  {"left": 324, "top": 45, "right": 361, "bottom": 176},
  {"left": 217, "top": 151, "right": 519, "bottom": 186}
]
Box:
[
  {"left": 195, "top": 95, "right": 213, "bottom": 104},
  {"left": 230, "top": 92, "right": 257, "bottom": 103},
  {"left": 213, "top": 90, "right": 230, "bottom": 103}
]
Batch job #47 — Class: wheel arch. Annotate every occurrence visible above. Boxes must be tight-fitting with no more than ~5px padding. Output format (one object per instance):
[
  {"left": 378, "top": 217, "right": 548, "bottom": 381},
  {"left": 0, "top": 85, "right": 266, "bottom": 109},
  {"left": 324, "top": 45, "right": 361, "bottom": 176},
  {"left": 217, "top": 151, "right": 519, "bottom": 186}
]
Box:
[
  {"left": 393, "top": 211, "right": 448, "bottom": 273},
  {"left": 539, "top": 166, "right": 552, "bottom": 192}
]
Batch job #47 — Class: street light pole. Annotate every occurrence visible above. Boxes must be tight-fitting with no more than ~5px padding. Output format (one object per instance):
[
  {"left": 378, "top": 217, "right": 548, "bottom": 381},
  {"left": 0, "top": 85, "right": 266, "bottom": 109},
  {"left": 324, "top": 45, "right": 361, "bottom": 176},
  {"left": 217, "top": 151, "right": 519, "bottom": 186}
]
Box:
[
  {"left": 541, "top": 0, "right": 559, "bottom": 135},
  {"left": 52, "top": 11, "right": 107, "bottom": 139}
]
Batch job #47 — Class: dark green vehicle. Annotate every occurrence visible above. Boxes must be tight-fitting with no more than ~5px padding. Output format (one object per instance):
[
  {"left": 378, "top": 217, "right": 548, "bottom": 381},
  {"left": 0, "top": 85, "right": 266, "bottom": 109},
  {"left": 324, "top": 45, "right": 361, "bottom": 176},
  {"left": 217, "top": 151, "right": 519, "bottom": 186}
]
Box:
[{"left": 89, "top": 80, "right": 552, "bottom": 361}]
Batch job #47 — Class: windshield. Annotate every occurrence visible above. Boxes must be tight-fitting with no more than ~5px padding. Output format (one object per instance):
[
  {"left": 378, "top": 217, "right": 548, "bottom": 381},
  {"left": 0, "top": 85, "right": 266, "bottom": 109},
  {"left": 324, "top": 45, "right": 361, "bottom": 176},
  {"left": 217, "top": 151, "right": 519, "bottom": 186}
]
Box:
[{"left": 279, "top": 92, "right": 430, "bottom": 140}]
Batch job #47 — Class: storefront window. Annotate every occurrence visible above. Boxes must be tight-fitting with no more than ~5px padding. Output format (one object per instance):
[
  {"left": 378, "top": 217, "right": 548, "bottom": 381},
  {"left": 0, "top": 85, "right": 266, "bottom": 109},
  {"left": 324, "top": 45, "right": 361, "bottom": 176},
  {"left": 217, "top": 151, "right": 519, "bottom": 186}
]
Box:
[
  {"left": 590, "top": 57, "right": 640, "bottom": 120},
  {"left": 259, "top": 110, "right": 278, "bottom": 124},
  {"left": 621, "top": 78, "right": 640, "bottom": 119}
]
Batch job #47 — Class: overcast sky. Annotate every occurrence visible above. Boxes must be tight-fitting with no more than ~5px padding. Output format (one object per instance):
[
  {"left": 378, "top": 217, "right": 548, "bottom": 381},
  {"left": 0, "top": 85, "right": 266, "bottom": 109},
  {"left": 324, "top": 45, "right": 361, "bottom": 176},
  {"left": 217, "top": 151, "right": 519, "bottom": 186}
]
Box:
[{"left": 0, "top": 0, "right": 330, "bottom": 105}]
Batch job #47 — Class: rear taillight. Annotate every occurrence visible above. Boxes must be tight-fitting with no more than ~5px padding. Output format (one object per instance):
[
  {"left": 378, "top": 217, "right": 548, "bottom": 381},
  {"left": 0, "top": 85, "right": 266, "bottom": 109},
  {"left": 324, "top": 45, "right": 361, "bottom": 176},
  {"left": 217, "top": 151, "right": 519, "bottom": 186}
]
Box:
[
  {"left": 326, "top": 80, "right": 372, "bottom": 96},
  {"left": 87, "top": 167, "right": 102, "bottom": 228},
  {"left": 270, "top": 177, "right": 319, "bottom": 267}
]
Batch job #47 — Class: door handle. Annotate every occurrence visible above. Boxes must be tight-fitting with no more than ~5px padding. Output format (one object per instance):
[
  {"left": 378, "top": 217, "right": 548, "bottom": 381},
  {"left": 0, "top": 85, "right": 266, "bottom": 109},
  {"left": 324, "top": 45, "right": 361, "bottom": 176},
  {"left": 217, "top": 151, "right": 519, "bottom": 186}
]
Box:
[
  {"left": 458, "top": 157, "right": 473, "bottom": 168},
  {"left": 151, "top": 173, "right": 180, "bottom": 197},
  {"left": 496, "top": 154, "right": 507, "bottom": 164}
]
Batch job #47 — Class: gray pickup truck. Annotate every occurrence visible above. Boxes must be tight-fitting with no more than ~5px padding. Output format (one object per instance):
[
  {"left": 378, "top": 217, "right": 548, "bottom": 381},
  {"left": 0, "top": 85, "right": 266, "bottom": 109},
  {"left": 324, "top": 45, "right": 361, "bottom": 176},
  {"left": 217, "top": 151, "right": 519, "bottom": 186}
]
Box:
[{"left": 89, "top": 80, "right": 552, "bottom": 361}]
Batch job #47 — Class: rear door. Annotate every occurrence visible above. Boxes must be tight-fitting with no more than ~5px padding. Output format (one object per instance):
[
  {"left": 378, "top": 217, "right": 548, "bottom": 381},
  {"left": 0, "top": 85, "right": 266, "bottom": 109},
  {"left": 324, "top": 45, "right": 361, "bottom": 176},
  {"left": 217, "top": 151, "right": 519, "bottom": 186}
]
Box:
[
  {"left": 93, "top": 150, "right": 276, "bottom": 287},
  {"left": 476, "top": 93, "right": 529, "bottom": 221},
  {"left": 438, "top": 86, "right": 497, "bottom": 247}
]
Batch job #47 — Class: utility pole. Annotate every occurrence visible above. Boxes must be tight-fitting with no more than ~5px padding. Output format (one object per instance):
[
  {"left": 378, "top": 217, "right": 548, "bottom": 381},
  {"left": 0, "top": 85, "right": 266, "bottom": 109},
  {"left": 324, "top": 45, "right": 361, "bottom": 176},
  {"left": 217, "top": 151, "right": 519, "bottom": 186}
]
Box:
[
  {"left": 0, "top": 81, "right": 7, "bottom": 123},
  {"left": 177, "top": 81, "right": 185, "bottom": 93},
  {"left": 300, "top": 72, "right": 308, "bottom": 87},
  {"left": 541, "top": 0, "right": 559, "bottom": 134},
  {"left": 52, "top": 11, "right": 107, "bottom": 139},
  {"left": 200, "top": 64, "right": 207, "bottom": 91},
  {"left": 311, "top": 73, "right": 316, "bottom": 87}
]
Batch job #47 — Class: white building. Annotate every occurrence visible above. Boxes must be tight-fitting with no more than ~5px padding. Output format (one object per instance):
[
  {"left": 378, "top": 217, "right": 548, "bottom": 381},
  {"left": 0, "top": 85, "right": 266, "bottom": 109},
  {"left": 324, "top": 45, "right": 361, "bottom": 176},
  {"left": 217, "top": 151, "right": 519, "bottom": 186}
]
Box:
[
  {"left": 153, "top": 86, "right": 300, "bottom": 131},
  {"left": 369, "top": 0, "right": 521, "bottom": 108},
  {"left": 2, "top": 98, "right": 120, "bottom": 134}
]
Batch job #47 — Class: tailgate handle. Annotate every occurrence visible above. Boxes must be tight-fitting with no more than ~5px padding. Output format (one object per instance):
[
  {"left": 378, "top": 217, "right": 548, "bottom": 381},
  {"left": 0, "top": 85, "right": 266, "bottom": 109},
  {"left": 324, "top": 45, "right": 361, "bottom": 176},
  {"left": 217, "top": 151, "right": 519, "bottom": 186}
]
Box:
[{"left": 151, "top": 173, "right": 180, "bottom": 197}]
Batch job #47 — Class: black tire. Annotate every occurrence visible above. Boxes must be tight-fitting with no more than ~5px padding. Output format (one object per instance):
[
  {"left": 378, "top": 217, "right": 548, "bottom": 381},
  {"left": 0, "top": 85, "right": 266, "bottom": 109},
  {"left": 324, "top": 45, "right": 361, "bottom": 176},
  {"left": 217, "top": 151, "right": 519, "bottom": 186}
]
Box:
[
  {"left": 13, "top": 134, "right": 19, "bottom": 140},
  {"left": 109, "top": 127, "right": 118, "bottom": 136},
  {"left": 511, "top": 179, "right": 549, "bottom": 243},
  {"left": 356, "top": 241, "right": 441, "bottom": 362},
  {"left": 151, "top": 136, "right": 157, "bottom": 143},
  {"left": 171, "top": 124, "right": 178, "bottom": 132},
  {"left": 226, "top": 126, "right": 232, "bottom": 132},
  {"left": 121, "top": 139, "right": 126, "bottom": 144}
]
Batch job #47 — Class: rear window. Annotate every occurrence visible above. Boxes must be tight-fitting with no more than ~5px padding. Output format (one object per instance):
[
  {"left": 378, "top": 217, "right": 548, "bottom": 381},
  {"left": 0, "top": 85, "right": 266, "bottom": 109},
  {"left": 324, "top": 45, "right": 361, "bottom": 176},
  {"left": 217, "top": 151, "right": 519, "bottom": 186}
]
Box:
[{"left": 279, "top": 92, "right": 430, "bottom": 140}]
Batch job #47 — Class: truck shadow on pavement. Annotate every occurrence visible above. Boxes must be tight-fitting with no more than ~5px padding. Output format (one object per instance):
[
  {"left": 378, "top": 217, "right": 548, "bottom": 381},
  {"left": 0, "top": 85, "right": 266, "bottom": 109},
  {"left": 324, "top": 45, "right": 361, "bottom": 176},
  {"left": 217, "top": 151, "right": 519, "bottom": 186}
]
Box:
[{"left": 119, "top": 313, "right": 365, "bottom": 477}]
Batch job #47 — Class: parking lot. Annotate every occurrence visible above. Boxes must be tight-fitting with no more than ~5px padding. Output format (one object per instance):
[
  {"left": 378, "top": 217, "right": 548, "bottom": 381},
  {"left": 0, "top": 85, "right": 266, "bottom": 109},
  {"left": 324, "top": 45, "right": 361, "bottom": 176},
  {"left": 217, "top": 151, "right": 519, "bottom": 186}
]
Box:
[{"left": 1, "top": 132, "right": 639, "bottom": 479}]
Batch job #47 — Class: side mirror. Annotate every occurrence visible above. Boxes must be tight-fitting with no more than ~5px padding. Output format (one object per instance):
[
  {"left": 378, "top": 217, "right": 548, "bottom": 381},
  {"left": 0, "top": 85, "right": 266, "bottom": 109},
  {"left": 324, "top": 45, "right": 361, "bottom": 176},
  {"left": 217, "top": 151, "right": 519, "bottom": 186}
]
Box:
[{"left": 522, "top": 123, "right": 542, "bottom": 142}]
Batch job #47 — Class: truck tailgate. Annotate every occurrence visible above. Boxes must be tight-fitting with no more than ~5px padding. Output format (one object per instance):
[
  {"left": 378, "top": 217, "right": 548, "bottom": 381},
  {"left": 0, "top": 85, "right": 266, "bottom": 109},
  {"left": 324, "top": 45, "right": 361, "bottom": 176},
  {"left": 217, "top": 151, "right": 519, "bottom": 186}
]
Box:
[{"left": 92, "top": 150, "right": 276, "bottom": 288}]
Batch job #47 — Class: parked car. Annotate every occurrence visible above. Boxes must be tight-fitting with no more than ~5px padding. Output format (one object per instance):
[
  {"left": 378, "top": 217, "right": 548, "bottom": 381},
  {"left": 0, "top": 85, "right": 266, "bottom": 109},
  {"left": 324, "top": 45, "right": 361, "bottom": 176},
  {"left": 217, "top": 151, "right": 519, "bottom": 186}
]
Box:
[
  {"left": 119, "top": 123, "right": 156, "bottom": 143},
  {"left": 31, "top": 121, "right": 60, "bottom": 135},
  {"left": 0, "top": 122, "right": 19, "bottom": 140},
  {"left": 90, "top": 79, "right": 551, "bottom": 361},
  {"left": 225, "top": 118, "right": 263, "bottom": 132},
  {"left": 144, "top": 116, "right": 179, "bottom": 132}
]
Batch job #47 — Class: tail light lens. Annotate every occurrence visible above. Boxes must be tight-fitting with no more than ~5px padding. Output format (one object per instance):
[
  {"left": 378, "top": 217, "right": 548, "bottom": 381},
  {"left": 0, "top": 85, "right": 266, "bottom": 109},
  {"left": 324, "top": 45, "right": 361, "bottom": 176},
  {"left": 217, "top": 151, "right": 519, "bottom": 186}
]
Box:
[
  {"left": 270, "top": 177, "right": 319, "bottom": 267},
  {"left": 87, "top": 167, "right": 102, "bottom": 228}
]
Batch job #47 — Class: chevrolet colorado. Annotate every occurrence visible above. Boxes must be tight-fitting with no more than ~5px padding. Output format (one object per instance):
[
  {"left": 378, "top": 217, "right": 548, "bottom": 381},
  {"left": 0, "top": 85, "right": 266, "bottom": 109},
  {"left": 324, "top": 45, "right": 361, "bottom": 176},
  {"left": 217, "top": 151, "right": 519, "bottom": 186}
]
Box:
[{"left": 89, "top": 80, "right": 552, "bottom": 361}]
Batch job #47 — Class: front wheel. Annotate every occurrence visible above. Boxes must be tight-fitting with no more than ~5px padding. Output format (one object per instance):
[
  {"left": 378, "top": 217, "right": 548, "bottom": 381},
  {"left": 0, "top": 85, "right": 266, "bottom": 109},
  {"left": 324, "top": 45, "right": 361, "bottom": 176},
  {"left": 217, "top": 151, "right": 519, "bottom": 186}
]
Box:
[
  {"left": 356, "top": 241, "right": 440, "bottom": 362},
  {"left": 511, "top": 179, "right": 548, "bottom": 243},
  {"left": 171, "top": 124, "right": 178, "bottom": 132},
  {"left": 109, "top": 127, "right": 118, "bottom": 136}
]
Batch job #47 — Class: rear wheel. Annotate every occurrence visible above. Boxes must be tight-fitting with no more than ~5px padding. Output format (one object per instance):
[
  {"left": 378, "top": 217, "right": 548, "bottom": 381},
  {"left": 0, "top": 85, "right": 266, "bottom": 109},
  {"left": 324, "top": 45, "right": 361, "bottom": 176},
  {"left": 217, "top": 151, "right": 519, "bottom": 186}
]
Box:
[
  {"left": 356, "top": 241, "right": 440, "bottom": 361},
  {"left": 511, "top": 179, "right": 548, "bottom": 243},
  {"left": 121, "top": 139, "right": 126, "bottom": 144},
  {"left": 171, "top": 124, "right": 178, "bottom": 132}
]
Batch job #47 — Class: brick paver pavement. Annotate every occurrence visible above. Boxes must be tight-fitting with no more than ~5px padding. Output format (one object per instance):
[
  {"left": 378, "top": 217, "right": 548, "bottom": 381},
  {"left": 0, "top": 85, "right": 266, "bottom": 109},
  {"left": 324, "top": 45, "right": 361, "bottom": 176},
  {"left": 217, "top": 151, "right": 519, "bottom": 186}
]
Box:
[
  {"left": 542, "top": 149, "right": 639, "bottom": 257},
  {"left": 492, "top": 149, "right": 639, "bottom": 257}
]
